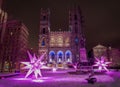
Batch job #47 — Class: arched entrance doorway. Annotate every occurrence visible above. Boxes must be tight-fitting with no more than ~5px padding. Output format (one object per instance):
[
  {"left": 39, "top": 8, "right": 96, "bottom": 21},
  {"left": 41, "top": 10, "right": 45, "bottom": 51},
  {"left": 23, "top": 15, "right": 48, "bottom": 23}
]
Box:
[
  {"left": 57, "top": 51, "right": 64, "bottom": 63},
  {"left": 49, "top": 51, "right": 55, "bottom": 63},
  {"left": 65, "top": 50, "right": 72, "bottom": 63}
]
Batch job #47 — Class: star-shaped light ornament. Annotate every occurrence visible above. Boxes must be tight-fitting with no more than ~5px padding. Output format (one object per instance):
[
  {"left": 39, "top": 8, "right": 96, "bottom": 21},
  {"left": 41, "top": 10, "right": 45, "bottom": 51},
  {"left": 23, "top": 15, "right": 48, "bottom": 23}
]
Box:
[
  {"left": 21, "top": 51, "right": 46, "bottom": 79},
  {"left": 93, "top": 57, "right": 111, "bottom": 72}
]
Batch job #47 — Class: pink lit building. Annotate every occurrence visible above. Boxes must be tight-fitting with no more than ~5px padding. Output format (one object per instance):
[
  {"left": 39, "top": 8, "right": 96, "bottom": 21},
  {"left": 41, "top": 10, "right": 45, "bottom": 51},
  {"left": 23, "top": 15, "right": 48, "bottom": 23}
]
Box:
[
  {"left": 93, "top": 44, "right": 108, "bottom": 59},
  {"left": 38, "top": 6, "right": 87, "bottom": 67},
  {"left": 0, "top": 20, "right": 29, "bottom": 72},
  {"left": 108, "top": 47, "right": 120, "bottom": 66},
  {"left": 92, "top": 44, "right": 120, "bottom": 67}
]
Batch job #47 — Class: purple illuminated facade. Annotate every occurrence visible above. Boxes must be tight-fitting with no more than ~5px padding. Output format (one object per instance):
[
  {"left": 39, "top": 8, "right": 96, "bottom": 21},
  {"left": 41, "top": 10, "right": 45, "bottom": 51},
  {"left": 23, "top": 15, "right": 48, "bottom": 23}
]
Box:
[
  {"left": 38, "top": 6, "right": 87, "bottom": 67},
  {"left": 0, "top": 20, "right": 29, "bottom": 72}
]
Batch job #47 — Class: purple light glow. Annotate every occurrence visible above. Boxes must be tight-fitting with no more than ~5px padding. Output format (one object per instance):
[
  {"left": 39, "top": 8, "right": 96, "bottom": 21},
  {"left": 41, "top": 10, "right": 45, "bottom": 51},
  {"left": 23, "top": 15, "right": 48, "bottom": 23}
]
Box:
[
  {"left": 7, "top": 69, "right": 114, "bottom": 86},
  {"left": 73, "top": 65, "right": 77, "bottom": 69},
  {"left": 32, "top": 79, "right": 44, "bottom": 82},
  {"left": 21, "top": 51, "right": 46, "bottom": 79},
  {"left": 52, "top": 67, "right": 57, "bottom": 72},
  {"left": 93, "top": 57, "right": 111, "bottom": 72},
  {"left": 13, "top": 77, "right": 32, "bottom": 81},
  {"left": 32, "top": 77, "right": 53, "bottom": 82},
  {"left": 11, "top": 74, "right": 114, "bottom": 83},
  {"left": 72, "top": 63, "right": 77, "bottom": 70}
]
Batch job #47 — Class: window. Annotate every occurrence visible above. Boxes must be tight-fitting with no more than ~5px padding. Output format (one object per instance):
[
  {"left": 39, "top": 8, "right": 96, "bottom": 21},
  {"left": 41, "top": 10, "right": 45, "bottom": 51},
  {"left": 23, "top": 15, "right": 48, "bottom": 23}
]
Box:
[
  {"left": 57, "top": 36, "right": 63, "bottom": 47},
  {"left": 65, "top": 50, "right": 72, "bottom": 63},
  {"left": 75, "top": 37, "right": 79, "bottom": 44},
  {"left": 66, "top": 53, "right": 70, "bottom": 59},
  {"left": 43, "top": 16, "right": 46, "bottom": 20},
  {"left": 41, "top": 39, "right": 45, "bottom": 46},
  {"left": 43, "top": 28, "right": 45, "bottom": 34},
  {"left": 49, "top": 51, "right": 55, "bottom": 62},
  {"left": 59, "top": 53, "right": 62, "bottom": 58},
  {"left": 57, "top": 51, "right": 63, "bottom": 63},
  {"left": 51, "top": 53, "right": 55, "bottom": 60}
]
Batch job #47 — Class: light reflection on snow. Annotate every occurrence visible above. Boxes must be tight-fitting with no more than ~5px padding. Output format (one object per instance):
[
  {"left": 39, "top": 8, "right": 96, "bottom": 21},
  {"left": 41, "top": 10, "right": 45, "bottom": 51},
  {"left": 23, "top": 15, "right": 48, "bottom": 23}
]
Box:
[
  {"left": 32, "top": 79, "right": 44, "bottom": 82},
  {"left": 12, "top": 78, "right": 32, "bottom": 81},
  {"left": 11, "top": 75, "right": 114, "bottom": 83},
  {"left": 12, "top": 77, "right": 54, "bottom": 83}
]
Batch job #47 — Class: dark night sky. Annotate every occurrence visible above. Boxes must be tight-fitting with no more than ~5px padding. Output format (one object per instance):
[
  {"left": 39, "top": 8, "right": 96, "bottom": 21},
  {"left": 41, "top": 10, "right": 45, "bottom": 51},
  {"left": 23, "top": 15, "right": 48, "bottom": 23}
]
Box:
[{"left": 3, "top": 0, "right": 120, "bottom": 51}]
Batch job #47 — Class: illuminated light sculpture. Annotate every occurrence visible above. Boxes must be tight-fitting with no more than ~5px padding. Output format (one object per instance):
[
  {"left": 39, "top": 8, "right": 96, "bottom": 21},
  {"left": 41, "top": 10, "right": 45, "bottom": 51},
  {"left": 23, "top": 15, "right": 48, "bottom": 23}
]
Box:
[
  {"left": 52, "top": 67, "right": 57, "bottom": 72},
  {"left": 93, "top": 57, "right": 111, "bottom": 72},
  {"left": 21, "top": 51, "right": 46, "bottom": 79},
  {"left": 72, "top": 63, "right": 77, "bottom": 70}
]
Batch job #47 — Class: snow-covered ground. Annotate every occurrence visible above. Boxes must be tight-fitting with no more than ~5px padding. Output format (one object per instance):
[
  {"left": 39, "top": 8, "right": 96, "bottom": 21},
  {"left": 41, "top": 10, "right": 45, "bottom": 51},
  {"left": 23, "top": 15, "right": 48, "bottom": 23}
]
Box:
[{"left": 0, "top": 69, "right": 120, "bottom": 87}]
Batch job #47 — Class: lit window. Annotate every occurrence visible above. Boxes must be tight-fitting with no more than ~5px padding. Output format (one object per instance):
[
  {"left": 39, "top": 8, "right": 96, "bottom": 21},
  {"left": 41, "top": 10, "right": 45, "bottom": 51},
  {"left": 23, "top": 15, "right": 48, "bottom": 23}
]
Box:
[
  {"left": 41, "top": 39, "right": 45, "bottom": 46},
  {"left": 43, "top": 28, "right": 45, "bottom": 34},
  {"left": 50, "top": 36, "right": 55, "bottom": 47},
  {"left": 75, "top": 37, "right": 79, "bottom": 44},
  {"left": 57, "top": 36, "right": 63, "bottom": 47},
  {"left": 65, "top": 37, "right": 70, "bottom": 47},
  {"left": 10, "top": 32, "right": 13, "bottom": 35}
]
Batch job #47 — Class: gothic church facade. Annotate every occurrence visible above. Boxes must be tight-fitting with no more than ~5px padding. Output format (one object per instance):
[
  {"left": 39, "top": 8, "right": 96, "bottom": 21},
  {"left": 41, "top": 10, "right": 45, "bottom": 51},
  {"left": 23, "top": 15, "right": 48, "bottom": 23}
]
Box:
[{"left": 38, "top": 6, "right": 87, "bottom": 65}]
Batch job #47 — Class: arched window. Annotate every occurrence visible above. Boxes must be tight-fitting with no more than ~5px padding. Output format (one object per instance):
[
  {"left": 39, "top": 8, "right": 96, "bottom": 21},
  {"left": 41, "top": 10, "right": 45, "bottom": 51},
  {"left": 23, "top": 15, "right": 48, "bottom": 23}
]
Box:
[
  {"left": 57, "top": 51, "right": 64, "bottom": 63},
  {"left": 65, "top": 50, "right": 72, "bottom": 63},
  {"left": 66, "top": 53, "right": 70, "bottom": 59},
  {"left": 51, "top": 52, "right": 55, "bottom": 60},
  {"left": 59, "top": 53, "right": 62, "bottom": 58},
  {"left": 41, "top": 39, "right": 45, "bottom": 46},
  {"left": 49, "top": 51, "right": 55, "bottom": 63}
]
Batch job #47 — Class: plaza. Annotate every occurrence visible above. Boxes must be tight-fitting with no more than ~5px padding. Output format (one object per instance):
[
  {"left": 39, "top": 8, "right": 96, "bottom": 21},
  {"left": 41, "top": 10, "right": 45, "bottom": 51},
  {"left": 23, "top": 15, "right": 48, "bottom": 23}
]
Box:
[{"left": 0, "top": 69, "right": 120, "bottom": 87}]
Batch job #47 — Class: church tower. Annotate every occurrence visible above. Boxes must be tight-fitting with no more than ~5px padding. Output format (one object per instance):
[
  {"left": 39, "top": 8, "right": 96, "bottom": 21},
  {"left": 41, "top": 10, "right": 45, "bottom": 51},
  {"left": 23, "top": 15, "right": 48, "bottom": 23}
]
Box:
[
  {"left": 69, "top": 6, "right": 87, "bottom": 63},
  {"left": 38, "top": 8, "right": 50, "bottom": 62}
]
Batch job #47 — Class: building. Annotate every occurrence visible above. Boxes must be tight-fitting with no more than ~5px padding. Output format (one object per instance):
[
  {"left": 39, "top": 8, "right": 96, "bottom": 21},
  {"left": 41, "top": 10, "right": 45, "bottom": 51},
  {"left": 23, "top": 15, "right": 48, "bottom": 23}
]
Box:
[
  {"left": 92, "top": 44, "right": 120, "bottom": 67},
  {"left": 0, "top": 1, "right": 8, "bottom": 72},
  {"left": 0, "top": 0, "right": 8, "bottom": 43},
  {"left": 92, "top": 44, "right": 109, "bottom": 62},
  {"left": 0, "top": 9, "right": 8, "bottom": 55},
  {"left": 108, "top": 47, "right": 120, "bottom": 66},
  {"left": 0, "top": 8, "right": 7, "bottom": 43},
  {"left": 93, "top": 44, "right": 107, "bottom": 58},
  {"left": 38, "top": 6, "right": 87, "bottom": 67},
  {"left": 0, "top": 19, "right": 29, "bottom": 72}
]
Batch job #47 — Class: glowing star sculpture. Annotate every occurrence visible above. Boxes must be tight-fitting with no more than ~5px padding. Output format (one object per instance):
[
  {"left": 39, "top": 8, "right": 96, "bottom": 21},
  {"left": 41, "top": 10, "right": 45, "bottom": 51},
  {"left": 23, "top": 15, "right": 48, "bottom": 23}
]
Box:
[
  {"left": 21, "top": 51, "right": 46, "bottom": 79},
  {"left": 93, "top": 57, "right": 111, "bottom": 72},
  {"left": 73, "top": 63, "right": 77, "bottom": 70}
]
